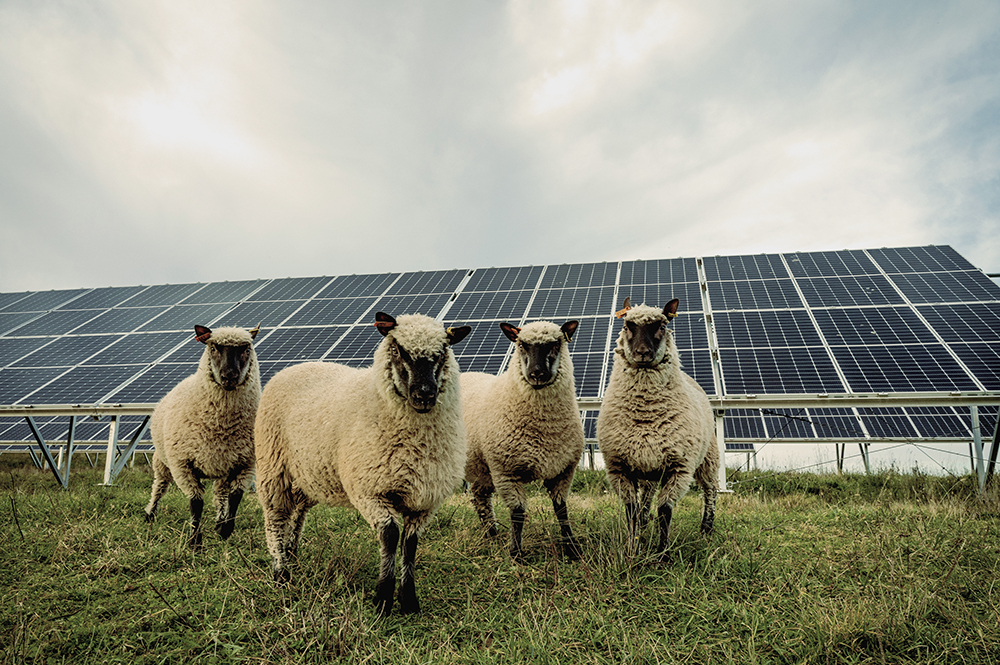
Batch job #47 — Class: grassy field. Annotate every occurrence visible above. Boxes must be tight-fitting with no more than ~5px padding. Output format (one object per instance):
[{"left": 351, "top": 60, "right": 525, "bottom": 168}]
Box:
[{"left": 2, "top": 457, "right": 999, "bottom": 664}]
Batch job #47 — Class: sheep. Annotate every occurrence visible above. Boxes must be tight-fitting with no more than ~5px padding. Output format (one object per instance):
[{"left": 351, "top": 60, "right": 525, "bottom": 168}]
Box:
[
  {"left": 254, "top": 312, "right": 472, "bottom": 617},
  {"left": 144, "top": 324, "right": 262, "bottom": 549},
  {"left": 596, "top": 298, "right": 718, "bottom": 562},
  {"left": 462, "top": 319, "right": 585, "bottom": 561}
]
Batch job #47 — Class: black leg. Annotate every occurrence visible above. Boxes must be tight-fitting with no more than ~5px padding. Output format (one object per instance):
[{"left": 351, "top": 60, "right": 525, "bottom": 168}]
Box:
[
  {"left": 188, "top": 497, "right": 204, "bottom": 550},
  {"left": 552, "top": 498, "right": 582, "bottom": 560},
  {"left": 509, "top": 505, "right": 526, "bottom": 562},
  {"left": 374, "top": 520, "right": 399, "bottom": 617},
  {"left": 657, "top": 503, "right": 673, "bottom": 563},
  {"left": 397, "top": 529, "right": 420, "bottom": 615},
  {"left": 216, "top": 488, "right": 244, "bottom": 540}
]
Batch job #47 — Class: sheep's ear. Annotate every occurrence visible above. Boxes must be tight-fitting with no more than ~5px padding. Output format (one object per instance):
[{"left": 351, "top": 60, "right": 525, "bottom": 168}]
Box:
[
  {"left": 446, "top": 325, "right": 472, "bottom": 347},
  {"left": 374, "top": 311, "right": 397, "bottom": 336},
  {"left": 561, "top": 320, "right": 579, "bottom": 342},
  {"left": 249, "top": 323, "right": 261, "bottom": 340},
  {"left": 663, "top": 299, "right": 680, "bottom": 319},
  {"left": 499, "top": 322, "right": 520, "bottom": 343},
  {"left": 194, "top": 325, "right": 212, "bottom": 344},
  {"left": 615, "top": 297, "right": 632, "bottom": 319}
]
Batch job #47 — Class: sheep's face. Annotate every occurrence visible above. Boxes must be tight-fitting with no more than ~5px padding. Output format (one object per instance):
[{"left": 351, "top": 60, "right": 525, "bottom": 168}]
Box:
[
  {"left": 616, "top": 299, "right": 679, "bottom": 369},
  {"left": 194, "top": 325, "right": 259, "bottom": 391},
  {"left": 375, "top": 312, "right": 472, "bottom": 413},
  {"left": 501, "top": 320, "right": 578, "bottom": 389}
]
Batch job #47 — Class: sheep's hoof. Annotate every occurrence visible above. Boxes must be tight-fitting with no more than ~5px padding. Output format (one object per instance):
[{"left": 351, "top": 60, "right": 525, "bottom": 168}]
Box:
[
  {"left": 273, "top": 566, "right": 290, "bottom": 586},
  {"left": 188, "top": 532, "right": 203, "bottom": 550},
  {"left": 374, "top": 597, "right": 393, "bottom": 618},
  {"left": 563, "top": 539, "right": 583, "bottom": 561},
  {"left": 398, "top": 597, "right": 420, "bottom": 615},
  {"left": 656, "top": 549, "right": 672, "bottom": 565},
  {"left": 216, "top": 519, "right": 235, "bottom": 540},
  {"left": 143, "top": 510, "right": 155, "bottom": 524}
]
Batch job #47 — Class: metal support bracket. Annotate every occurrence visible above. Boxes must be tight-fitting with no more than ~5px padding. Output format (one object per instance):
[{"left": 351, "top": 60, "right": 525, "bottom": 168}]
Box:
[
  {"left": 100, "top": 415, "right": 152, "bottom": 485},
  {"left": 24, "top": 415, "right": 77, "bottom": 489}
]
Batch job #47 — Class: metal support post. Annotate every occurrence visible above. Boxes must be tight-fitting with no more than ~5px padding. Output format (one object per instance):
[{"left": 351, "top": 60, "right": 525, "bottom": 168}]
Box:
[
  {"left": 859, "top": 442, "right": 871, "bottom": 474},
  {"left": 987, "top": 414, "right": 1000, "bottom": 486},
  {"left": 715, "top": 409, "right": 728, "bottom": 491},
  {"left": 101, "top": 416, "right": 120, "bottom": 486},
  {"left": 971, "top": 406, "right": 986, "bottom": 492}
]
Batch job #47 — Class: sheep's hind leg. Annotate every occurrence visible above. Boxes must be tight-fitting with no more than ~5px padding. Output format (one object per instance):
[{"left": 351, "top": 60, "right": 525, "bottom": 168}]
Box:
[
  {"left": 694, "top": 458, "right": 718, "bottom": 536},
  {"left": 496, "top": 478, "right": 529, "bottom": 562},
  {"left": 544, "top": 463, "right": 582, "bottom": 560},
  {"left": 469, "top": 477, "right": 499, "bottom": 539},
  {"left": 144, "top": 452, "right": 172, "bottom": 522}
]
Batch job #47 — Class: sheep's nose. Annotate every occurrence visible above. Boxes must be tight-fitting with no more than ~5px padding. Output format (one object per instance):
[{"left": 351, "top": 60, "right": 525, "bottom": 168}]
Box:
[
  {"left": 528, "top": 369, "right": 550, "bottom": 383},
  {"left": 410, "top": 384, "right": 438, "bottom": 411}
]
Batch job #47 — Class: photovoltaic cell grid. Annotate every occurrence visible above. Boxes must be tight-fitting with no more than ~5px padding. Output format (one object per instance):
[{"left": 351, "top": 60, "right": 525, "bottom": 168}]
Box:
[{"left": 1, "top": 246, "right": 998, "bottom": 446}]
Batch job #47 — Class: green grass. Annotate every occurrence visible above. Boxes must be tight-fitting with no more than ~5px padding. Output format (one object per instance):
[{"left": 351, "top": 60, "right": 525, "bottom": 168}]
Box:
[{"left": 2, "top": 457, "right": 1000, "bottom": 664}]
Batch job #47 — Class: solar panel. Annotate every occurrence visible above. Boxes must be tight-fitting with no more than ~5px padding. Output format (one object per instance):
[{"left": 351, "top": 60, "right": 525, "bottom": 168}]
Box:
[
  {"left": 71, "top": 307, "right": 172, "bottom": 335},
  {"left": 813, "top": 307, "right": 938, "bottom": 346},
  {"left": 1, "top": 245, "right": 997, "bottom": 456},
  {"left": 831, "top": 345, "right": 979, "bottom": 393},
  {"left": 785, "top": 250, "right": 877, "bottom": 277},
  {"left": 13, "top": 310, "right": 106, "bottom": 336},
  {"left": 797, "top": 275, "right": 906, "bottom": 307},
  {"left": 464, "top": 266, "right": 543, "bottom": 292},
  {"left": 0, "top": 288, "right": 89, "bottom": 312},
  {"left": 446, "top": 290, "right": 534, "bottom": 321},
  {"left": 619, "top": 283, "right": 703, "bottom": 312},
  {"left": 709, "top": 279, "right": 803, "bottom": 311},
  {"left": 890, "top": 271, "right": 1000, "bottom": 303},
  {"left": 527, "top": 287, "right": 614, "bottom": 318},
  {"left": 247, "top": 276, "right": 334, "bottom": 301}
]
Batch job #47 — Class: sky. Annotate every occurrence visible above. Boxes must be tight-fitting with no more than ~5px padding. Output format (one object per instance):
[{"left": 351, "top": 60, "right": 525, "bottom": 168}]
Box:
[{"left": 1, "top": 0, "right": 998, "bottom": 293}]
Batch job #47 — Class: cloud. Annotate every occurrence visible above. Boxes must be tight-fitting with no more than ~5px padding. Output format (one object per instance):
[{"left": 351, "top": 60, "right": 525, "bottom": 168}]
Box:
[{"left": 0, "top": 0, "right": 998, "bottom": 293}]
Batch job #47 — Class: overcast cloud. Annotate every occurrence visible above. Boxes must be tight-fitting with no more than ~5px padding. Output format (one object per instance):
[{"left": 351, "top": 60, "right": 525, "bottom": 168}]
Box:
[{"left": 1, "top": 0, "right": 997, "bottom": 292}]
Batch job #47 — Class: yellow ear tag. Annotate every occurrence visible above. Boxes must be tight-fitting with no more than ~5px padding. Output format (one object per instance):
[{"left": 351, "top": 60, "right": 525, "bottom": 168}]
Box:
[{"left": 614, "top": 305, "right": 632, "bottom": 319}]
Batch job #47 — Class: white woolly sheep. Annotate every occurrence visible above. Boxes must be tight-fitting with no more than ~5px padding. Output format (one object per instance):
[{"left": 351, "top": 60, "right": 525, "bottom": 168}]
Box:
[
  {"left": 144, "top": 324, "right": 262, "bottom": 548},
  {"left": 596, "top": 298, "right": 718, "bottom": 561},
  {"left": 254, "top": 312, "right": 471, "bottom": 617},
  {"left": 462, "top": 319, "right": 585, "bottom": 561}
]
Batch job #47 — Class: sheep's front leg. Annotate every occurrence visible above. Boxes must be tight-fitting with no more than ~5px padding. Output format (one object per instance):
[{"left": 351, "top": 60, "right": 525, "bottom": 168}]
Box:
[
  {"left": 173, "top": 464, "right": 206, "bottom": 549},
  {"left": 215, "top": 465, "right": 252, "bottom": 540},
  {"left": 607, "top": 465, "right": 640, "bottom": 552},
  {"left": 375, "top": 517, "right": 400, "bottom": 617},
  {"left": 543, "top": 463, "right": 582, "bottom": 560},
  {"left": 496, "top": 477, "right": 529, "bottom": 562},
  {"left": 398, "top": 513, "right": 429, "bottom": 615},
  {"left": 188, "top": 495, "right": 205, "bottom": 549},
  {"left": 655, "top": 470, "right": 693, "bottom": 562}
]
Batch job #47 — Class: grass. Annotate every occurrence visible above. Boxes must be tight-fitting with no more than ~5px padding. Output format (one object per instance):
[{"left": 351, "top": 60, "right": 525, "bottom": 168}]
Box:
[{"left": 2, "top": 457, "right": 1000, "bottom": 664}]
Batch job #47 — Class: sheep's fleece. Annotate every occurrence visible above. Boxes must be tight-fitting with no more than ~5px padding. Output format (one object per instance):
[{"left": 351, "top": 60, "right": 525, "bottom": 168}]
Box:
[
  {"left": 255, "top": 313, "right": 470, "bottom": 616},
  {"left": 462, "top": 319, "right": 584, "bottom": 560},
  {"left": 144, "top": 324, "right": 261, "bottom": 548},
  {"left": 597, "top": 299, "right": 718, "bottom": 561}
]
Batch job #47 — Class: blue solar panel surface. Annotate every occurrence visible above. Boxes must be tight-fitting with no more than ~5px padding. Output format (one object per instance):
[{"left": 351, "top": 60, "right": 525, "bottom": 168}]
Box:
[{"left": 2, "top": 246, "right": 999, "bottom": 445}]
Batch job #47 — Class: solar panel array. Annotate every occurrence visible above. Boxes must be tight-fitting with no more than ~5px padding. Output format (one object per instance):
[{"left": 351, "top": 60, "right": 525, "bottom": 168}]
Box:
[{"left": 1, "top": 245, "right": 998, "bottom": 447}]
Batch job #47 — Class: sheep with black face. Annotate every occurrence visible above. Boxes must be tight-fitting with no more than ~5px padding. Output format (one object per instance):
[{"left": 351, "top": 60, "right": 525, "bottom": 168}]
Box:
[
  {"left": 144, "top": 324, "right": 262, "bottom": 548},
  {"left": 462, "top": 319, "right": 585, "bottom": 561},
  {"left": 597, "top": 298, "right": 719, "bottom": 562},
  {"left": 254, "top": 312, "right": 471, "bottom": 617}
]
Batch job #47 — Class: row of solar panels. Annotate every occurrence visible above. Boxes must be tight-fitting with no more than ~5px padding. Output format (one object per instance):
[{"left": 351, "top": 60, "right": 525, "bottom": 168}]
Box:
[{"left": 1, "top": 245, "right": 999, "bottom": 444}]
